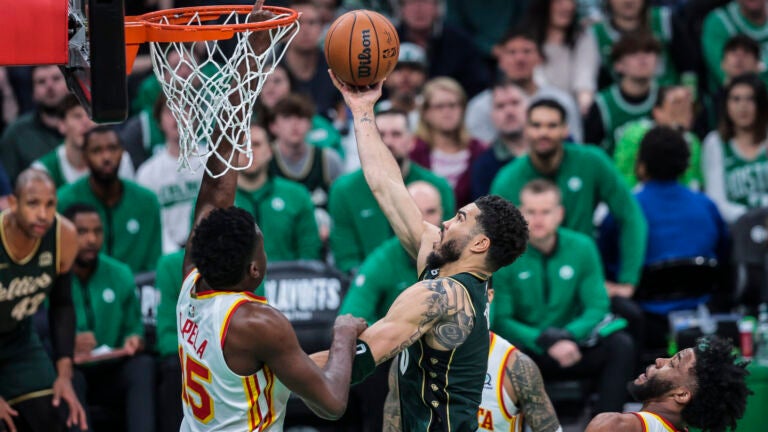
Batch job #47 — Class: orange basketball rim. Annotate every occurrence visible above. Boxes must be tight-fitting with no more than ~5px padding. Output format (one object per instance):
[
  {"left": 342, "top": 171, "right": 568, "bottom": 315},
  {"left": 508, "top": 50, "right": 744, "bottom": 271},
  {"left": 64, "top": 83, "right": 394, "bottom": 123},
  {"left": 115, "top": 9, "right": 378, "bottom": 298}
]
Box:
[{"left": 124, "top": 5, "right": 299, "bottom": 73}]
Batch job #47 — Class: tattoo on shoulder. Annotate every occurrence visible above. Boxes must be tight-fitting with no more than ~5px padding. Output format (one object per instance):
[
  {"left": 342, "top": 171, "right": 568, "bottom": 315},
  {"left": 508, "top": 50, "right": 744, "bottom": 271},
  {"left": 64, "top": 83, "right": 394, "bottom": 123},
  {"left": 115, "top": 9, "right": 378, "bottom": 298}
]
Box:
[
  {"left": 423, "top": 278, "right": 475, "bottom": 349},
  {"left": 507, "top": 352, "right": 561, "bottom": 432},
  {"left": 379, "top": 278, "right": 476, "bottom": 361}
]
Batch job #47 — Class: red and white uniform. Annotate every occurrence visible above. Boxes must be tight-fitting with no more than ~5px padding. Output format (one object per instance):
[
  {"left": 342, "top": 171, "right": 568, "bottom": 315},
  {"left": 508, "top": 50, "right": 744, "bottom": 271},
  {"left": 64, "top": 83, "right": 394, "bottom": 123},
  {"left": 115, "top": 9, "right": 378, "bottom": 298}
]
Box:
[
  {"left": 177, "top": 269, "right": 290, "bottom": 431},
  {"left": 631, "top": 411, "right": 688, "bottom": 432},
  {"left": 477, "top": 332, "right": 524, "bottom": 432}
]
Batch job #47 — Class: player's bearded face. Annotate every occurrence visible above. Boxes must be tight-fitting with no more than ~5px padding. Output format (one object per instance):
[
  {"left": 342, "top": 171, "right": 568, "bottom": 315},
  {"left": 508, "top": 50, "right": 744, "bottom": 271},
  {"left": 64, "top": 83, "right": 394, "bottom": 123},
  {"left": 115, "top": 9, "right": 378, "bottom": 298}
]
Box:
[
  {"left": 627, "top": 373, "right": 675, "bottom": 402},
  {"left": 426, "top": 235, "right": 467, "bottom": 269}
]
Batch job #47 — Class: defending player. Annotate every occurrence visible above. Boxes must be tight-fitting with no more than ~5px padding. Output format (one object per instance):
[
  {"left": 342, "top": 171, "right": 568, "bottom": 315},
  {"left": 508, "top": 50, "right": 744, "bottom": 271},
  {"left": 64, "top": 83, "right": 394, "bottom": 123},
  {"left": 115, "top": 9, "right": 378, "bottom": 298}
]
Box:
[
  {"left": 326, "top": 74, "right": 529, "bottom": 431},
  {"left": 175, "top": 1, "right": 366, "bottom": 431},
  {"left": 586, "top": 336, "right": 750, "bottom": 432},
  {"left": 478, "top": 286, "right": 561, "bottom": 432},
  {"left": 0, "top": 169, "right": 87, "bottom": 432}
]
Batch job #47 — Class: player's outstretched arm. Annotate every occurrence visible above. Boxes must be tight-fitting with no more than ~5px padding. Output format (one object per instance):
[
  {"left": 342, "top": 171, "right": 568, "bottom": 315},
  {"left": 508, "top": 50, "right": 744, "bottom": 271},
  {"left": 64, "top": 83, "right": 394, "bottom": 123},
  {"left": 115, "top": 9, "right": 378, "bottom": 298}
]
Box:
[
  {"left": 183, "top": 0, "right": 273, "bottom": 274},
  {"left": 359, "top": 277, "right": 474, "bottom": 364},
  {"left": 230, "top": 304, "right": 366, "bottom": 419},
  {"left": 329, "top": 72, "right": 429, "bottom": 258},
  {"left": 585, "top": 413, "right": 642, "bottom": 432},
  {"left": 504, "top": 351, "right": 561, "bottom": 432}
]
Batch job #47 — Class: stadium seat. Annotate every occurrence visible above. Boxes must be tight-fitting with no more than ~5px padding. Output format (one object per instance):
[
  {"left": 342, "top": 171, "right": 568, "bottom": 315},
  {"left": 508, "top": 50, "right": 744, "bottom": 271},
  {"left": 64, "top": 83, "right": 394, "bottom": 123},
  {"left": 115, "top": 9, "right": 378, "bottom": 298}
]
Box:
[{"left": 731, "top": 207, "right": 768, "bottom": 311}]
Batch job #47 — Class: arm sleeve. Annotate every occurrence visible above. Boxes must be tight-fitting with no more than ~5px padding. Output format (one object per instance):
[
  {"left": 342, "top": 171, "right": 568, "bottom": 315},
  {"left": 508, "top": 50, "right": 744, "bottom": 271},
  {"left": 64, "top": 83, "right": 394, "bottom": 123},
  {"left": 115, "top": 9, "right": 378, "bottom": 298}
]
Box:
[
  {"left": 155, "top": 253, "right": 183, "bottom": 358},
  {"left": 701, "top": 10, "right": 728, "bottom": 86},
  {"left": 121, "top": 271, "right": 145, "bottom": 341},
  {"left": 564, "top": 240, "right": 611, "bottom": 341},
  {"left": 328, "top": 184, "right": 362, "bottom": 273},
  {"left": 702, "top": 132, "right": 747, "bottom": 223},
  {"left": 295, "top": 192, "right": 322, "bottom": 260},
  {"left": 489, "top": 273, "right": 543, "bottom": 353},
  {"left": 48, "top": 271, "right": 75, "bottom": 360},
  {"left": 583, "top": 101, "right": 605, "bottom": 146},
  {"left": 596, "top": 152, "right": 647, "bottom": 285}
]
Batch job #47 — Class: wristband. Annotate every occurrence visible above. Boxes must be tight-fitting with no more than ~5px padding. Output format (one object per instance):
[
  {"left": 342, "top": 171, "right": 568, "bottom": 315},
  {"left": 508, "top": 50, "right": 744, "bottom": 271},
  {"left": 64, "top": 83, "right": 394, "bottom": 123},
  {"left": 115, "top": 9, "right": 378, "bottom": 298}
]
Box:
[{"left": 350, "top": 339, "right": 376, "bottom": 385}]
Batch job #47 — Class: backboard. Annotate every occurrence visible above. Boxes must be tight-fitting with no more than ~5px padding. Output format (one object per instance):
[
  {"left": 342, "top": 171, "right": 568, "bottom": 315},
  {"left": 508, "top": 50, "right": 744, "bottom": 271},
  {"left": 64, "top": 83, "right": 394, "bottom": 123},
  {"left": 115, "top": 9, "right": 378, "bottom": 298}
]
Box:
[{"left": 0, "top": 0, "right": 129, "bottom": 123}]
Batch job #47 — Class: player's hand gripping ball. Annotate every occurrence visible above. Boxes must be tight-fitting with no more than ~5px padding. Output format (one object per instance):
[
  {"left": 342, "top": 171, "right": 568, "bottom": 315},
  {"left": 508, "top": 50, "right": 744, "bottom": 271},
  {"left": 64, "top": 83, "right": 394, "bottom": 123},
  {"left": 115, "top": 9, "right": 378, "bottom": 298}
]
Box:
[{"left": 325, "top": 10, "right": 400, "bottom": 87}]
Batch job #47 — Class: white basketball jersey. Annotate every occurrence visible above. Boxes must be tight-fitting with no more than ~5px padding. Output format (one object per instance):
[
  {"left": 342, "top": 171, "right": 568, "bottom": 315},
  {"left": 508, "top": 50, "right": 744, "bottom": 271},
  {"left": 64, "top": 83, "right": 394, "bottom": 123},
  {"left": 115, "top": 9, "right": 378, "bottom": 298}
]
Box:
[
  {"left": 631, "top": 411, "right": 686, "bottom": 432},
  {"left": 478, "top": 332, "right": 523, "bottom": 432},
  {"left": 177, "top": 269, "right": 290, "bottom": 432}
]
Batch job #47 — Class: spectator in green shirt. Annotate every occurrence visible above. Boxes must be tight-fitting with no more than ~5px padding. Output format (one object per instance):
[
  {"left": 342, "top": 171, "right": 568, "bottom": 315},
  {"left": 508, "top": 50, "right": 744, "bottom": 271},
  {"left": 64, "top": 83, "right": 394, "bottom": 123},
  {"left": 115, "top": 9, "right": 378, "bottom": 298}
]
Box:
[
  {"left": 491, "top": 179, "right": 634, "bottom": 415},
  {"left": 702, "top": 0, "right": 768, "bottom": 91},
  {"left": 235, "top": 125, "right": 322, "bottom": 261},
  {"left": 0, "top": 66, "right": 68, "bottom": 183},
  {"left": 64, "top": 203, "right": 155, "bottom": 432},
  {"left": 57, "top": 125, "right": 162, "bottom": 274},
  {"left": 33, "top": 94, "right": 134, "bottom": 189},
  {"left": 491, "top": 98, "right": 647, "bottom": 292}
]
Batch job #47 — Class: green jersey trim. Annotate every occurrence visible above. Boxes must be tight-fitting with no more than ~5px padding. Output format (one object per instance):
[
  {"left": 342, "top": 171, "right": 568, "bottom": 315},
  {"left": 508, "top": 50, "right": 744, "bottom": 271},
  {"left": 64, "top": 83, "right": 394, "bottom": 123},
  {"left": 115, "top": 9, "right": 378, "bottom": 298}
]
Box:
[
  {"left": 610, "top": 83, "right": 658, "bottom": 114},
  {"left": 725, "top": 2, "right": 768, "bottom": 40}
]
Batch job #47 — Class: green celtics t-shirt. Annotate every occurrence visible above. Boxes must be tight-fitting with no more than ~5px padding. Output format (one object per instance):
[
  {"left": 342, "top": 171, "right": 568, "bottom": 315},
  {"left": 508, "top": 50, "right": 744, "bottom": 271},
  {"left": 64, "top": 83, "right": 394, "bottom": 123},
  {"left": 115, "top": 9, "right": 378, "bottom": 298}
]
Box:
[
  {"left": 592, "top": 6, "right": 678, "bottom": 86},
  {"left": 594, "top": 84, "right": 657, "bottom": 155},
  {"left": 722, "top": 139, "right": 768, "bottom": 208},
  {"left": 57, "top": 178, "right": 162, "bottom": 274}
]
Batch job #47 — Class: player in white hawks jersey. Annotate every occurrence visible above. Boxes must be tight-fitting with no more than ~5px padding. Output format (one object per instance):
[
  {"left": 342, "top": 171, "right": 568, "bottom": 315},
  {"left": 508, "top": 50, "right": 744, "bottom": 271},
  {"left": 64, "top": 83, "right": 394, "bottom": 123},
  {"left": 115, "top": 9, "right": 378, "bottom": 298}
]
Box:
[
  {"left": 177, "top": 2, "right": 367, "bottom": 430},
  {"left": 479, "top": 332, "right": 561, "bottom": 432},
  {"left": 479, "top": 287, "right": 560, "bottom": 432},
  {"left": 586, "top": 336, "right": 749, "bottom": 432}
]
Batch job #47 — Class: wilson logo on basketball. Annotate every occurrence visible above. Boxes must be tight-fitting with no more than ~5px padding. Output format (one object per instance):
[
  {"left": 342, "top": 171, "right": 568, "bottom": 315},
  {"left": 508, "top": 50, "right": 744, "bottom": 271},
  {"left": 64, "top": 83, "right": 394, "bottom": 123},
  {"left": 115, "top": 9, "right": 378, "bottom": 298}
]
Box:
[{"left": 358, "top": 29, "right": 372, "bottom": 78}]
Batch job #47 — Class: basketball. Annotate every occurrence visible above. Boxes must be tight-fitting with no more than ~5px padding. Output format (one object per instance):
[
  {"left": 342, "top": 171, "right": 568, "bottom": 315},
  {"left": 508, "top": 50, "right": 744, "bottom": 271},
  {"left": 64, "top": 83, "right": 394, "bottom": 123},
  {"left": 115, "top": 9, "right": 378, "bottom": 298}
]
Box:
[{"left": 325, "top": 10, "right": 400, "bottom": 87}]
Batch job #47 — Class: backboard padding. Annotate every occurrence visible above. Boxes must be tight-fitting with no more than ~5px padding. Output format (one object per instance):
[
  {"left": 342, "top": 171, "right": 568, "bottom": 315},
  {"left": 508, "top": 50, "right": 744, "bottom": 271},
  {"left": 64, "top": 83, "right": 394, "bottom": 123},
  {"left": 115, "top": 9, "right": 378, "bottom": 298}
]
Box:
[{"left": 0, "top": 0, "right": 68, "bottom": 65}]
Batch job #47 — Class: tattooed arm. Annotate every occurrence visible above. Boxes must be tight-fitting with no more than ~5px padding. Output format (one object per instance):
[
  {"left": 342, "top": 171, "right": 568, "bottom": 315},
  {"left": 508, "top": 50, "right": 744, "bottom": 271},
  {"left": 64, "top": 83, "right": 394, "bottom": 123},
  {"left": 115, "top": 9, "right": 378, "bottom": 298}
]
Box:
[
  {"left": 382, "top": 360, "right": 402, "bottom": 432},
  {"left": 357, "top": 277, "right": 476, "bottom": 364},
  {"left": 503, "top": 350, "right": 561, "bottom": 432},
  {"left": 329, "top": 72, "right": 435, "bottom": 261}
]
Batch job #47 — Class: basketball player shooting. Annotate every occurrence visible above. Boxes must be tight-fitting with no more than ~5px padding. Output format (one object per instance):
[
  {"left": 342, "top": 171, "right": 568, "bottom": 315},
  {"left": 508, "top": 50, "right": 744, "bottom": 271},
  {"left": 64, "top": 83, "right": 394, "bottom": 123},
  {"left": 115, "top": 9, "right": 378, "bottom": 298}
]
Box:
[
  {"left": 175, "top": 1, "right": 367, "bottom": 431},
  {"left": 321, "top": 71, "right": 529, "bottom": 431}
]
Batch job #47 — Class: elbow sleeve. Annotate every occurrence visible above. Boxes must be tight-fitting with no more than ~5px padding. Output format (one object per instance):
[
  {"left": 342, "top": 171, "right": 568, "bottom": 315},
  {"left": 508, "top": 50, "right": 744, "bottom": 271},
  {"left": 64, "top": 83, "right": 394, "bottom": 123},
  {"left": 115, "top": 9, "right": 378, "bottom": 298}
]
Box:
[{"left": 48, "top": 272, "right": 75, "bottom": 360}]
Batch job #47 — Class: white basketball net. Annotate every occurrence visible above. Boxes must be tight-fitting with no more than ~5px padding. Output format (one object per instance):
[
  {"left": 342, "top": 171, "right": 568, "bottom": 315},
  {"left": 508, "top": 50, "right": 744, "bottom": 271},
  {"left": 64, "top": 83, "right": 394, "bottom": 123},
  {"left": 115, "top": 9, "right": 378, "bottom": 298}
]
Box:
[{"left": 148, "top": 11, "right": 299, "bottom": 177}]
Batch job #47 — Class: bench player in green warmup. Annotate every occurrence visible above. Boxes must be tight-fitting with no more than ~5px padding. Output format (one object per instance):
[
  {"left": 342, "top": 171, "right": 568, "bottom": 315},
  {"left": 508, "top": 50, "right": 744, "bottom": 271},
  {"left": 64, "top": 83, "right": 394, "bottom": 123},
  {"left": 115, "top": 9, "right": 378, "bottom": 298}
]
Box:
[
  {"left": 0, "top": 169, "right": 86, "bottom": 432},
  {"left": 324, "top": 73, "right": 529, "bottom": 431}
]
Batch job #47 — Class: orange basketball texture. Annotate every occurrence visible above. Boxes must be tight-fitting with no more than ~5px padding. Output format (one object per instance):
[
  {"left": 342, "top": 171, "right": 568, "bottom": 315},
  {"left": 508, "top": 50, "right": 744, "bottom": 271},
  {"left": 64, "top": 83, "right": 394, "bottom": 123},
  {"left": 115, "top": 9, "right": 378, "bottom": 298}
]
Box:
[{"left": 325, "top": 10, "right": 400, "bottom": 86}]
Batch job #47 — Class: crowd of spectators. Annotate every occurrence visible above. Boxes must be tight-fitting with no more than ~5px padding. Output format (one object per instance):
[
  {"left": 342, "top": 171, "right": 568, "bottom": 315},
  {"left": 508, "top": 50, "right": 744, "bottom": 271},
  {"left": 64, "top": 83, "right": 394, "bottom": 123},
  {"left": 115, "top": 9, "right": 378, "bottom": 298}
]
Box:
[{"left": 2, "top": 0, "right": 767, "bottom": 430}]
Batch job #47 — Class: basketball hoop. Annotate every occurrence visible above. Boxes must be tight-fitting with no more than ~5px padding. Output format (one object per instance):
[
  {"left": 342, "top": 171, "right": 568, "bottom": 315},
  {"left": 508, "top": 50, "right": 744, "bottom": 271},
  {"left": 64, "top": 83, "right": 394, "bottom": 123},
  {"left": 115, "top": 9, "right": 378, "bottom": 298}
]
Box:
[{"left": 125, "top": 6, "right": 299, "bottom": 177}]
